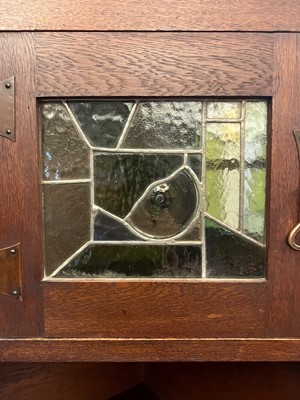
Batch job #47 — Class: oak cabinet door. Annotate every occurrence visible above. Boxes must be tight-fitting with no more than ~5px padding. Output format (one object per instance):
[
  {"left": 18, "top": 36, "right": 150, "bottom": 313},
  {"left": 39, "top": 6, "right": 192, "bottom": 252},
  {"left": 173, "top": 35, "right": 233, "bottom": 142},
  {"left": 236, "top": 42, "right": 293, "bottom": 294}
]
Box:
[{"left": 0, "top": 32, "right": 299, "bottom": 342}]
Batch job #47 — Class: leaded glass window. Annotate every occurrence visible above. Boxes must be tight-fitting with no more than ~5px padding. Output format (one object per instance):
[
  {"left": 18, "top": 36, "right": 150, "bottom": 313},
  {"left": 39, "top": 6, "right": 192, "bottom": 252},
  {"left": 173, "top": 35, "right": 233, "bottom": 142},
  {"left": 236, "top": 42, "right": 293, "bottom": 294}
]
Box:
[{"left": 41, "top": 100, "right": 267, "bottom": 279}]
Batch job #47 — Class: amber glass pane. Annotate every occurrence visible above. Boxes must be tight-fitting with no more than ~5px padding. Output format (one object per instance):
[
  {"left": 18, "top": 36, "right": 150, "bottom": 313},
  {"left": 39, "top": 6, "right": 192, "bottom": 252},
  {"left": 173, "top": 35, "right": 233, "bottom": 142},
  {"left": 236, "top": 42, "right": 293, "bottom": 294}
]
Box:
[
  {"left": 127, "top": 169, "right": 199, "bottom": 239},
  {"left": 43, "top": 183, "right": 90, "bottom": 275}
]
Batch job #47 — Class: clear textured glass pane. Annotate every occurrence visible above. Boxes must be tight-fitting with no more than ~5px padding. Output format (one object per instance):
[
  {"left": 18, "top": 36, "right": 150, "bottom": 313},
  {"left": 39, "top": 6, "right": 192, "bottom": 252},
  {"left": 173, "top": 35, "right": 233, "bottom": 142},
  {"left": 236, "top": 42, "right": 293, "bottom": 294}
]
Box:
[
  {"left": 41, "top": 102, "right": 90, "bottom": 181},
  {"left": 205, "top": 218, "right": 265, "bottom": 278},
  {"left": 94, "top": 212, "right": 141, "bottom": 241},
  {"left": 43, "top": 183, "right": 90, "bottom": 275},
  {"left": 121, "top": 102, "right": 202, "bottom": 149},
  {"left": 94, "top": 153, "right": 183, "bottom": 218},
  {"left": 68, "top": 101, "right": 134, "bottom": 148},
  {"left": 56, "top": 244, "right": 201, "bottom": 278},
  {"left": 207, "top": 102, "right": 241, "bottom": 119},
  {"left": 244, "top": 102, "right": 267, "bottom": 241},
  {"left": 127, "top": 169, "right": 199, "bottom": 239},
  {"left": 206, "top": 123, "right": 240, "bottom": 230}
]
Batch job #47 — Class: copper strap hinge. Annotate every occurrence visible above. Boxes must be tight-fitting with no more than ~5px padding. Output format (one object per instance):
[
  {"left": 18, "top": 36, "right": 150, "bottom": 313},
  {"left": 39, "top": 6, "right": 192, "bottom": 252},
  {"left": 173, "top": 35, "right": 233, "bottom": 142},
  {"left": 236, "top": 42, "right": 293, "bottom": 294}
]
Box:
[
  {"left": 0, "top": 76, "right": 15, "bottom": 141},
  {"left": 0, "top": 243, "right": 22, "bottom": 300}
]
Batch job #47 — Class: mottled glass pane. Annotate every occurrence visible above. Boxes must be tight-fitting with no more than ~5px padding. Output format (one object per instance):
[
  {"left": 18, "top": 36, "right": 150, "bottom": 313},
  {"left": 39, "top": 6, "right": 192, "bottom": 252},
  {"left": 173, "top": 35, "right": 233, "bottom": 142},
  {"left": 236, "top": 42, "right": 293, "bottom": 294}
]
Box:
[
  {"left": 128, "top": 170, "right": 199, "bottom": 238},
  {"left": 43, "top": 183, "right": 90, "bottom": 275},
  {"left": 187, "top": 154, "right": 202, "bottom": 179},
  {"left": 244, "top": 102, "right": 267, "bottom": 241},
  {"left": 121, "top": 102, "right": 202, "bottom": 149},
  {"left": 94, "top": 212, "right": 141, "bottom": 241},
  {"left": 207, "top": 102, "right": 241, "bottom": 119},
  {"left": 56, "top": 245, "right": 201, "bottom": 278},
  {"left": 205, "top": 218, "right": 265, "bottom": 278},
  {"left": 94, "top": 153, "right": 183, "bottom": 218},
  {"left": 68, "top": 101, "right": 134, "bottom": 148},
  {"left": 206, "top": 123, "right": 240, "bottom": 229},
  {"left": 41, "top": 102, "right": 90, "bottom": 180}
]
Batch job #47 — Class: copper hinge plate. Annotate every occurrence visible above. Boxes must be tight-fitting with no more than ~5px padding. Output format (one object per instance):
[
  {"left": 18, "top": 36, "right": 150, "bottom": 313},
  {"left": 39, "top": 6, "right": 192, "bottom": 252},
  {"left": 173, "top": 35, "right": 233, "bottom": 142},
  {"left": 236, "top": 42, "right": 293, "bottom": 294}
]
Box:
[
  {"left": 0, "top": 76, "right": 15, "bottom": 141},
  {"left": 0, "top": 243, "right": 22, "bottom": 299}
]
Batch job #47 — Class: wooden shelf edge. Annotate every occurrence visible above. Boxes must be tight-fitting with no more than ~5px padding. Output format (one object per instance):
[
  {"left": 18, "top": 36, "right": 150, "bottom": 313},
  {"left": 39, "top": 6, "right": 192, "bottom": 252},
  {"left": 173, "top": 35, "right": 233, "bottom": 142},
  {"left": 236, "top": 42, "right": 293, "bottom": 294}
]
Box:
[{"left": 0, "top": 338, "right": 300, "bottom": 362}]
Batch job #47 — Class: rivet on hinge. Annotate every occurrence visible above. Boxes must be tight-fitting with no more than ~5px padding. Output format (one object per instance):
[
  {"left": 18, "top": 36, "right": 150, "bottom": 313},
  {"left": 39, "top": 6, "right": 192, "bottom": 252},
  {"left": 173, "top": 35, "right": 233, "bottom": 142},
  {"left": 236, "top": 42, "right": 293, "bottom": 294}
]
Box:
[
  {"left": 0, "top": 243, "right": 22, "bottom": 300},
  {"left": 0, "top": 76, "right": 15, "bottom": 142}
]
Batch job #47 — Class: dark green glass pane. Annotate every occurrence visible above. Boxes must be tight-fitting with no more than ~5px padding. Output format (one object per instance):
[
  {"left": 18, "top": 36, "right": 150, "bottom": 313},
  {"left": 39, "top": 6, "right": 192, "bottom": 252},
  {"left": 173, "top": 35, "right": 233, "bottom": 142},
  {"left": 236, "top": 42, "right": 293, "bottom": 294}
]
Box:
[
  {"left": 187, "top": 154, "right": 202, "bottom": 178},
  {"left": 94, "top": 212, "right": 141, "bottom": 241},
  {"left": 68, "top": 101, "right": 134, "bottom": 148},
  {"left": 94, "top": 153, "right": 183, "bottom": 218},
  {"left": 56, "top": 244, "right": 201, "bottom": 278},
  {"left": 41, "top": 102, "right": 90, "bottom": 180},
  {"left": 128, "top": 170, "right": 198, "bottom": 238},
  {"left": 205, "top": 218, "right": 265, "bottom": 278},
  {"left": 121, "top": 102, "right": 202, "bottom": 149},
  {"left": 43, "top": 183, "right": 90, "bottom": 275}
]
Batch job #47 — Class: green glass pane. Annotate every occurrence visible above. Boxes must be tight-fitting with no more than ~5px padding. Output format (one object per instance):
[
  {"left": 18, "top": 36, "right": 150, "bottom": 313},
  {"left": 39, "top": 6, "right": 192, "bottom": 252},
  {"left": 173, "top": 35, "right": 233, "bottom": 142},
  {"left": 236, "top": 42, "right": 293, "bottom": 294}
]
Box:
[
  {"left": 94, "top": 153, "right": 183, "bottom": 218},
  {"left": 41, "top": 102, "right": 90, "bottom": 181},
  {"left": 43, "top": 183, "right": 90, "bottom": 275},
  {"left": 121, "top": 102, "right": 202, "bottom": 149},
  {"left": 206, "top": 123, "right": 240, "bottom": 229},
  {"left": 56, "top": 244, "right": 201, "bottom": 278},
  {"left": 68, "top": 101, "right": 134, "bottom": 148},
  {"left": 207, "top": 102, "right": 241, "bottom": 119},
  {"left": 205, "top": 218, "right": 265, "bottom": 278},
  {"left": 128, "top": 170, "right": 199, "bottom": 239},
  {"left": 244, "top": 102, "right": 267, "bottom": 241}
]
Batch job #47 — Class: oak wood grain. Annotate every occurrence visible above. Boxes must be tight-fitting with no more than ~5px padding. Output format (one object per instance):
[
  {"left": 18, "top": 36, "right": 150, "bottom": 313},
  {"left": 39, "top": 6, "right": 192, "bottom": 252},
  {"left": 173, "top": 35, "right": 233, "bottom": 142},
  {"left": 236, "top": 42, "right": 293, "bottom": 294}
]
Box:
[
  {"left": 145, "top": 362, "right": 300, "bottom": 400},
  {"left": 266, "top": 34, "right": 300, "bottom": 337},
  {"left": 0, "top": 338, "right": 300, "bottom": 362},
  {"left": 43, "top": 281, "right": 266, "bottom": 338},
  {"left": 0, "top": 362, "right": 142, "bottom": 400},
  {"left": 291, "top": 34, "right": 300, "bottom": 336},
  {"left": 36, "top": 33, "right": 273, "bottom": 97},
  {"left": 0, "top": 33, "right": 43, "bottom": 336},
  {"left": 0, "top": 1, "right": 300, "bottom": 31}
]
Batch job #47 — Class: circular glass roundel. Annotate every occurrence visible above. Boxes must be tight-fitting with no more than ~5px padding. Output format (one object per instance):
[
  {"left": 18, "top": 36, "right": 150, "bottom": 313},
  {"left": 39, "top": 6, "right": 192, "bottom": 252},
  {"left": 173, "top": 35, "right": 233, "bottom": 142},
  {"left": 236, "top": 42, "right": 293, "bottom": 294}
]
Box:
[{"left": 127, "top": 169, "right": 199, "bottom": 239}]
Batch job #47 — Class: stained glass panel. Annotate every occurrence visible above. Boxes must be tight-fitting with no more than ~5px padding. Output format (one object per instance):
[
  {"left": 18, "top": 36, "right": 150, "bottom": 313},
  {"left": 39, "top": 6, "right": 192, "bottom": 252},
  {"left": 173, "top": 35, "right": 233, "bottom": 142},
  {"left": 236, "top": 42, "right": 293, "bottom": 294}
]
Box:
[{"left": 41, "top": 99, "right": 267, "bottom": 279}]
